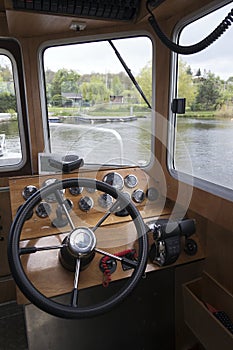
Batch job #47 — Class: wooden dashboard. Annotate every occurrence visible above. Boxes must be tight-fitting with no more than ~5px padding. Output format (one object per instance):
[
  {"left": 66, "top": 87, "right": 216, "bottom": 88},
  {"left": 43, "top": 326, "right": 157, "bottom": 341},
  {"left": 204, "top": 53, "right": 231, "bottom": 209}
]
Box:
[{"left": 8, "top": 167, "right": 205, "bottom": 303}]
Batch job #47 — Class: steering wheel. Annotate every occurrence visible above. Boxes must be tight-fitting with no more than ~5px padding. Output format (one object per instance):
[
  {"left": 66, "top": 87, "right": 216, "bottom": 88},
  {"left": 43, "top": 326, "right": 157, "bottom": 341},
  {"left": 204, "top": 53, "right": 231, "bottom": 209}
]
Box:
[{"left": 8, "top": 178, "right": 148, "bottom": 319}]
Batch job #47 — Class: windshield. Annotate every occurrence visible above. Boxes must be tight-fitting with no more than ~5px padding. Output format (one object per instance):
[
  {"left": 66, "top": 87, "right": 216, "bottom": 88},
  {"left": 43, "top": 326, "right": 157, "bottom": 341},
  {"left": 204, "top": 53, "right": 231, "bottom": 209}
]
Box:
[{"left": 43, "top": 36, "right": 153, "bottom": 167}]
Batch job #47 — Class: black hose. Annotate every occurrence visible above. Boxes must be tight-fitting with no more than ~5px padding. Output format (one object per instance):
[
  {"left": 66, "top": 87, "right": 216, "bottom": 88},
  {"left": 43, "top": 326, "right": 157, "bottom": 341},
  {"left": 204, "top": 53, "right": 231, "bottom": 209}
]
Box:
[{"left": 147, "top": 1, "right": 233, "bottom": 55}]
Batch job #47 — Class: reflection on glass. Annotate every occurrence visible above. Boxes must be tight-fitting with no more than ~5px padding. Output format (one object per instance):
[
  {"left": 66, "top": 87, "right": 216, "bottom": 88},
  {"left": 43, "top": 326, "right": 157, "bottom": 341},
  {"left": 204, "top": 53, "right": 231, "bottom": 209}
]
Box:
[{"left": 43, "top": 37, "right": 153, "bottom": 166}]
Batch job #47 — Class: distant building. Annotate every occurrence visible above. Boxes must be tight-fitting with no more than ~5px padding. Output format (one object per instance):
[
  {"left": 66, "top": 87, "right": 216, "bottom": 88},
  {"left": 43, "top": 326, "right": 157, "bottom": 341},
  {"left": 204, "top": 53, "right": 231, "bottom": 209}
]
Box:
[
  {"left": 61, "top": 93, "right": 82, "bottom": 107},
  {"left": 110, "top": 95, "right": 124, "bottom": 103}
]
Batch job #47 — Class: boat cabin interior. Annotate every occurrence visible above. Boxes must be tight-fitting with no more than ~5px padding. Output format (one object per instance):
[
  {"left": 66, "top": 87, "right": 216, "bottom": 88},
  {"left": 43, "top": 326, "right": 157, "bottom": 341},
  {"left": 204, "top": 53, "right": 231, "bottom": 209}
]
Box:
[{"left": 0, "top": 0, "right": 233, "bottom": 349}]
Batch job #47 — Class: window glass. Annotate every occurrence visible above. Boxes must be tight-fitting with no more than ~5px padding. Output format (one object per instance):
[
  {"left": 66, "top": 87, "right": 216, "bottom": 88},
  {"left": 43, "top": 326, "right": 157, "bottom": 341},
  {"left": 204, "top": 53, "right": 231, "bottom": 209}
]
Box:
[
  {"left": 174, "top": 2, "right": 233, "bottom": 190},
  {"left": 0, "top": 53, "right": 22, "bottom": 168},
  {"left": 43, "top": 36, "right": 152, "bottom": 166}
]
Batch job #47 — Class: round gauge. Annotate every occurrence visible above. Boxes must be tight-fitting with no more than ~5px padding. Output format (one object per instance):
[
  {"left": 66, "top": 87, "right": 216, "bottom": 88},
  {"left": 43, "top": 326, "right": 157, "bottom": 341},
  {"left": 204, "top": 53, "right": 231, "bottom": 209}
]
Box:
[
  {"left": 146, "top": 187, "right": 159, "bottom": 201},
  {"left": 61, "top": 199, "right": 73, "bottom": 212},
  {"left": 86, "top": 187, "right": 97, "bottom": 193},
  {"left": 98, "top": 193, "right": 113, "bottom": 208},
  {"left": 22, "top": 185, "right": 38, "bottom": 200},
  {"left": 36, "top": 202, "right": 51, "bottom": 218},
  {"left": 42, "top": 178, "right": 65, "bottom": 203},
  {"left": 102, "top": 172, "right": 124, "bottom": 191},
  {"left": 132, "top": 189, "right": 145, "bottom": 203},
  {"left": 124, "top": 174, "right": 138, "bottom": 188},
  {"left": 69, "top": 186, "right": 83, "bottom": 196},
  {"left": 78, "top": 196, "right": 94, "bottom": 212}
]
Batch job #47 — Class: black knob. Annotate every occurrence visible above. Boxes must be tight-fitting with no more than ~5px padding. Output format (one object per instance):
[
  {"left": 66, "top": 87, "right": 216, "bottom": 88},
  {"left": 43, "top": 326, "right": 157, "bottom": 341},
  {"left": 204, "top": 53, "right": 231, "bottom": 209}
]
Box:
[{"left": 184, "top": 238, "right": 198, "bottom": 256}]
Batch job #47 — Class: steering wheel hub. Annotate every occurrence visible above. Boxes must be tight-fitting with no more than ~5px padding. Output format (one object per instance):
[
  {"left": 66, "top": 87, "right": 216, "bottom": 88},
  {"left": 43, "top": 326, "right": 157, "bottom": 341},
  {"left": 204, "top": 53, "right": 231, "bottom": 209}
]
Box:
[{"left": 68, "top": 227, "right": 96, "bottom": 257}]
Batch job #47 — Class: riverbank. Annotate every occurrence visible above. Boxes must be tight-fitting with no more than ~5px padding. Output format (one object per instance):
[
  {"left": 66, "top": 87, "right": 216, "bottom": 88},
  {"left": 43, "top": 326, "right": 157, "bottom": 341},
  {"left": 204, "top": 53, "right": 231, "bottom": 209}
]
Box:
[{"left": 179, "top": 110, "right": 233, "bottom": 119}]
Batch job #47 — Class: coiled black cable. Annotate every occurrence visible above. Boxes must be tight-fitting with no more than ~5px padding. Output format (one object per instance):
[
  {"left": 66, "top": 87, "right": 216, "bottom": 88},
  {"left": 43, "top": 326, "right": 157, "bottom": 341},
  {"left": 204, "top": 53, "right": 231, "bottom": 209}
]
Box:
[{"left": 146, "top": 0, "right": 233, "bottom": 55}]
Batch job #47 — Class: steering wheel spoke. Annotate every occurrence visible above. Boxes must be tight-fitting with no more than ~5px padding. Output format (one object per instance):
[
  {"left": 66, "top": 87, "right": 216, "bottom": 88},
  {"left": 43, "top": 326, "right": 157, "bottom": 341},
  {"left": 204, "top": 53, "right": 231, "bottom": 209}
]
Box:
[
  {"left": 95, "top": 247, "right": 138, "bottom": 269},
  {"left": 19, "top": 244, "right": 66, "bottom": 255},
  {"left": 71, "top": 258, "right": 81, "bottom": 307}
]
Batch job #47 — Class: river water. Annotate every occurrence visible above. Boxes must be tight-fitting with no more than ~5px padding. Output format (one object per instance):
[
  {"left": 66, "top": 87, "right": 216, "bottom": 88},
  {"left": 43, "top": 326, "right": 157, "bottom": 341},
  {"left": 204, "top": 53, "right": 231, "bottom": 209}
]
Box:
[
  {"left": 1, "top": 117, "right": 233, "bottom": 190},
  {"left": 175, "top": 118, "right": 233, "bottom": 190}
]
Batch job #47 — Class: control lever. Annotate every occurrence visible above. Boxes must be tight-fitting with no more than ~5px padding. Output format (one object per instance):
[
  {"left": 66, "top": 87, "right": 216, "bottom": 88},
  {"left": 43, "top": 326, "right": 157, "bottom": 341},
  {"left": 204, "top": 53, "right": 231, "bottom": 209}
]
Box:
[
  {"left": 148, "top": 218, "right": 196, "bottom": 266},
  {"left": 48, "top": 155, "right": 84, "bottom": 173}
]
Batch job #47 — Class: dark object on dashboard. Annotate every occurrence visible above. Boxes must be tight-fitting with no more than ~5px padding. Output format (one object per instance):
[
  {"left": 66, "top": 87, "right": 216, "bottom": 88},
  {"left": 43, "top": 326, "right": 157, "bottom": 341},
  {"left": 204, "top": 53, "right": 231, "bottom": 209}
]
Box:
[
  {"left": 184, "top": 238, "right": 198, "bottom": 256},
  {"left": 48, "top": 155, "right": 84, "bottom": 173},
  {"left": 12, "top": 0, "right": 141, "bottom": 21},
  {"left": 148, "top": 218, "right": 196, "bottom": 266}
]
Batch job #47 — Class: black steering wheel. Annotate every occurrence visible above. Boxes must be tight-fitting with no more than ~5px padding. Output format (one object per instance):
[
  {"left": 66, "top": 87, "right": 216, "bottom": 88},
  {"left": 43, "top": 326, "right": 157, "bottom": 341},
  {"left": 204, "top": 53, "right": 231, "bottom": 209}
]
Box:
[{"left": 8, "top": 178, "right": 148, "bottom": 319}]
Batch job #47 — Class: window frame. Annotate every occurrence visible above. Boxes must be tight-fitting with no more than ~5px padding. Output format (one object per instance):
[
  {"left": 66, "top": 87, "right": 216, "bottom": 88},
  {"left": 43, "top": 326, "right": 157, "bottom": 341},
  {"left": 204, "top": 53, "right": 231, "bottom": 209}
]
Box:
[
  {"left": 38, "top": 30, "right": 156, "bottom": 170},
  {"left": 0, "top": 39, "right": 31, "bottom": 175},
  {"left": 168, "top": 0, "right": 233, "bottom": 202}
]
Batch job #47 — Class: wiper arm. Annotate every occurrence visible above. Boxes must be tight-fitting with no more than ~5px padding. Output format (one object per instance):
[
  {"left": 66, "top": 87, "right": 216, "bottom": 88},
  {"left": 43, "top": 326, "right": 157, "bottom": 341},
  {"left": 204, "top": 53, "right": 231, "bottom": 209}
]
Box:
[{"left": 108, "top": 40, "right": 151, "bottom": 109}]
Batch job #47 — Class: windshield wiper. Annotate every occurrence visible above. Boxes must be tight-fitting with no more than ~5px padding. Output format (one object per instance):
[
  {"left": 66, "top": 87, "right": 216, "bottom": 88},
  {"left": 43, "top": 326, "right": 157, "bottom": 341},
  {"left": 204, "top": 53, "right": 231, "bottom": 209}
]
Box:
[{"left": 108, "top": 40, "right": 151, "bottom": 109}]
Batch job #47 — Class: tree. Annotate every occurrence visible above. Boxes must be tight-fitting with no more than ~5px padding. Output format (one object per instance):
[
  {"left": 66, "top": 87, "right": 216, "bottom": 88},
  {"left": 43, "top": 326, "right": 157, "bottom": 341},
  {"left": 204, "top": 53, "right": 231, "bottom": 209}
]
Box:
[
  {"left": 196, "top": 68, "right": 201, "bottom": 77},
  {"left": 194, "top": 71, "right": 222, "bottom": 111},
  {"left": 137, "top": 61, "right": 152, "bottom": 104},
  {"left": 0, "top": 92, "right": 16, "bottom": 112},
  {"left": 50, "top": 69, "right": 81, "bottom": 98},
  {"left": 80, "top": 76, "right": 109, "bottom": 105},
  {"left": 178, "top": 59, "right": 196, "bottom": 109}
]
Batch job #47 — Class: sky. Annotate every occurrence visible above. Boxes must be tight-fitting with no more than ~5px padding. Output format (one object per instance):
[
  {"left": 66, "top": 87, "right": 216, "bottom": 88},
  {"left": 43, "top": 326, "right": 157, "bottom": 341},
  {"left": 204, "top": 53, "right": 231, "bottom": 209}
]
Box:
[
  {"left": 180, "top": 1, "right": 233, "bottom": 80},
  {"left": 43, "top": 36, "right": 152, "bottom": 76},
  {"left": 43, "top": 1, "right": 233, "bottom": 80}
]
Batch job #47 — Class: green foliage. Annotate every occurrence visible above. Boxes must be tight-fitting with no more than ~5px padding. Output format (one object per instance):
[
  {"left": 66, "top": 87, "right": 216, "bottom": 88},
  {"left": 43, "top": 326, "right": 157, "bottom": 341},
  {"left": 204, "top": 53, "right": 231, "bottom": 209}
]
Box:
[
  {"left": 193, "top": 72, "right": 222, "bottom": 111},
  {"left": 0, "top": 92, "right": 16, "bottom": 113},
  {"left": 51, "top": 94, "right": 63, "bottom": 107},
  {"left": 48, "top": 68, "right": 81, "bottom": 99},
  {"left": 137, "top": 61, "right": 152, "bottom": 104},
  {"left": 178, "top": 59, "right": 196, "bottom": 109}
]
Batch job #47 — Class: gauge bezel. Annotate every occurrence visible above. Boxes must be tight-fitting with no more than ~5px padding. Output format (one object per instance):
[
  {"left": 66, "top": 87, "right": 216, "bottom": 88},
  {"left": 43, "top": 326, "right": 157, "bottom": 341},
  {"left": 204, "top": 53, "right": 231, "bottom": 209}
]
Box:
[
  {"left": 35, "top": 202, "right": 52, "bottom": 218},
  {"left": 102, "top": 172, "right": 124, "bottom": 191},
  {"left": 132, "top": 189, "right": 145, "bottom": 204},
  {"left": 124, "top": 174, "right": 138, "bottom": 188},
  {"left": 22, "top": 185, "right": 38, "bottom": 200},
  {"left": 78, "top": 196, "right": 94, "bottom": 212}
]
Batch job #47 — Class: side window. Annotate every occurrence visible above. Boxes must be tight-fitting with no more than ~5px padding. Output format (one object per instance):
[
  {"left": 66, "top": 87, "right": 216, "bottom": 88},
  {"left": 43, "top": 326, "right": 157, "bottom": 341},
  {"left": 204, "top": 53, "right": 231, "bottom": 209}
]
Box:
[
  {"left": 173, "top": 2, "right": 233, "bottom": 193},
  {"left": 0, "top": 51, "right": 23, "bottom": 169}
]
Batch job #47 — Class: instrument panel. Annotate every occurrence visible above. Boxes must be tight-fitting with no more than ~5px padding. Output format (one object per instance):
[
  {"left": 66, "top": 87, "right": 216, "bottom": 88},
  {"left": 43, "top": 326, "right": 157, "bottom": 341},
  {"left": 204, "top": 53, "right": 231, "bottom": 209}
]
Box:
[
  {"left": 9, "top": 167, "right": 165, "bottom": 241},
  {"left": 8, "top": 167, "right": 204, "bottom": 304}
]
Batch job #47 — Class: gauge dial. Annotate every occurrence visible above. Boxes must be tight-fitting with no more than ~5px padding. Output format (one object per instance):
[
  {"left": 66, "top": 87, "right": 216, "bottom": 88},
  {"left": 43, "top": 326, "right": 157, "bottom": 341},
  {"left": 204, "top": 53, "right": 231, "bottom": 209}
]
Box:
[
  {"left": 86, "top": 187, "right": 97, "bottom": 193},
  {"left": 132, "top": 189, "right": 145, "bottom": 203},
  {"left": 61, "top": 199, "right": 73, "bottom": 212},
  {"left": 102, "top": 172, "right": 124, "bottom": 191},
  {"left": 36, "top": 202, "right": 52, "bottom": 218},
  {"left": 42, "top": 178, "right": 65, "bottom": 203},
  {"left": 146, "top": 187, "right": 159, "bottom": 201},
  {"left": 124, "top": 174, "right": 138, "bottom": 188},
  {"left": 78, "top": 196, "right": 94, "bottom": 212},
  {"left": 69, "top": 186, "right": 83, "bottom": 196},
  {"left": 98, "top": 193, "right": 113, "bottom": 208},
  {"left": 22, "top": 185, "right": 38, "bottom": 200}
]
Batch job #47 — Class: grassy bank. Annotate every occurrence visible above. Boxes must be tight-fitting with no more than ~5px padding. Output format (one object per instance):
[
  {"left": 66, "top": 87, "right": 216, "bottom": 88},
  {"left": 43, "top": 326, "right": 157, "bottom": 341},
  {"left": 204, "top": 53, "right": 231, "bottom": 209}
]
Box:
[{"left": 48, "top": 104, "right": 150, "bottom": 117}]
